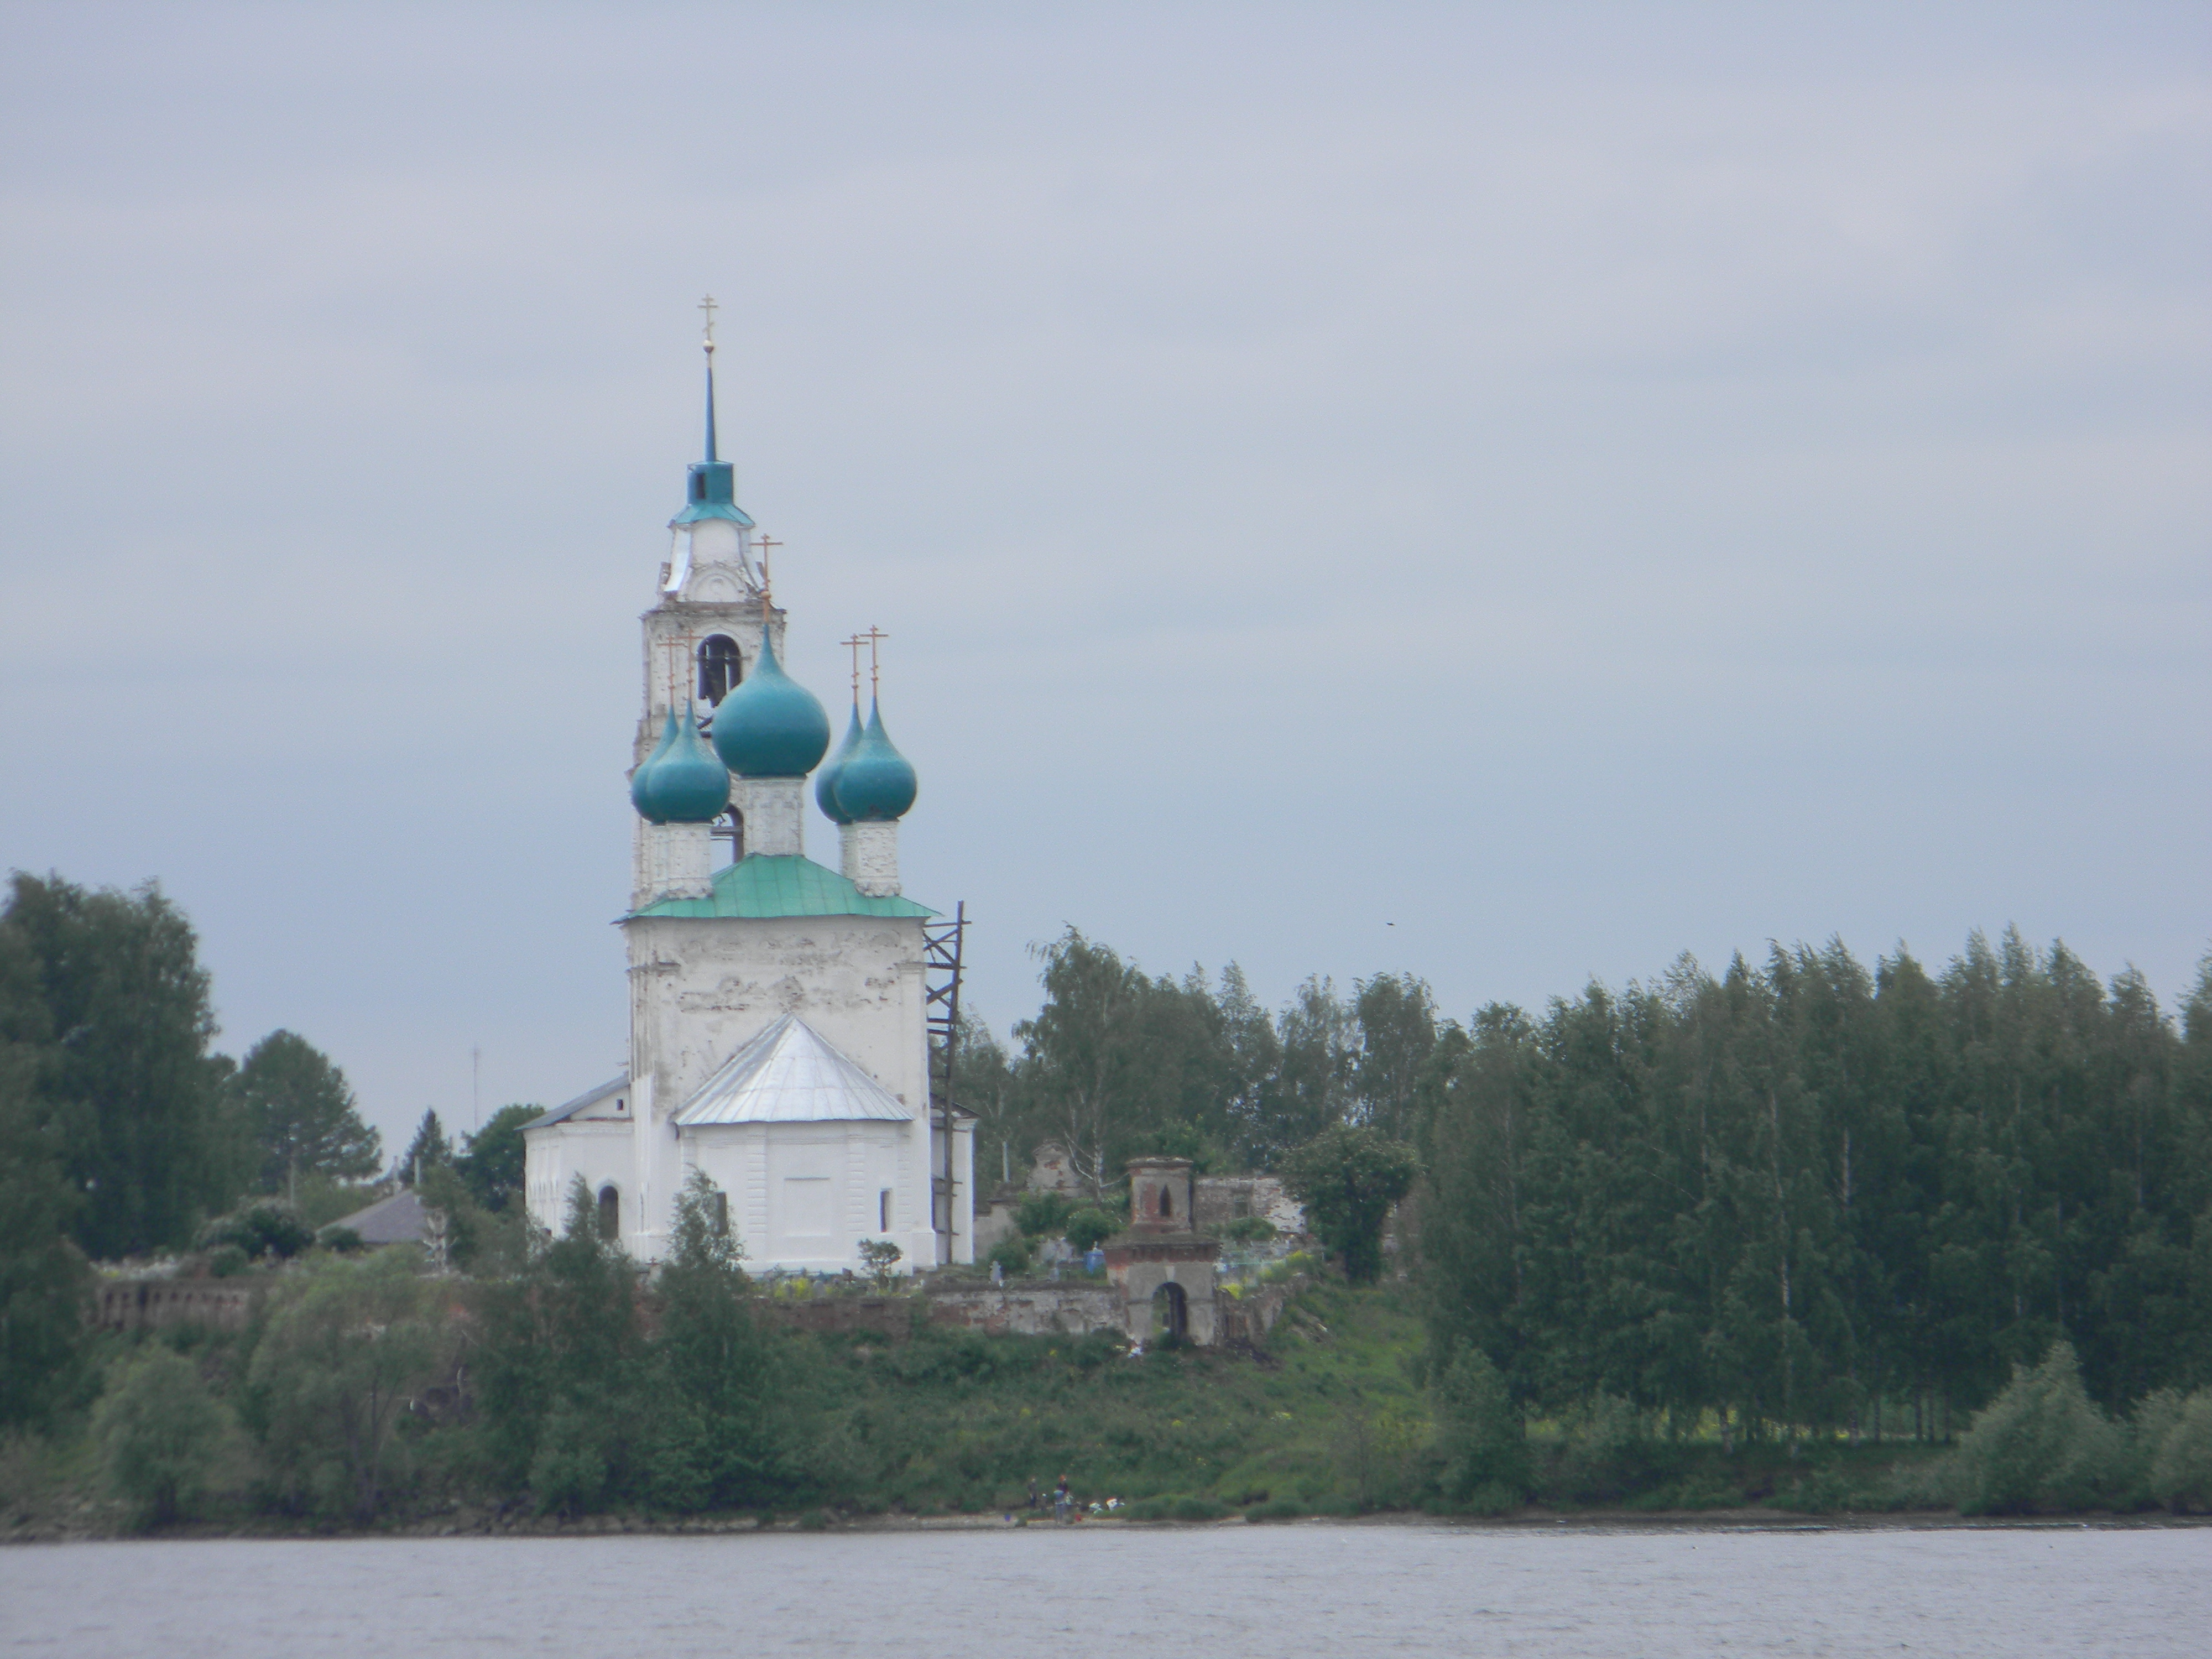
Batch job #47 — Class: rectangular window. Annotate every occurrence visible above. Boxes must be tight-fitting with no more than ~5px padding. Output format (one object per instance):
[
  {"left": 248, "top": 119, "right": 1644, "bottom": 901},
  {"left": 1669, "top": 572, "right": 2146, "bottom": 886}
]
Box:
[
  {"left": 879, "top": 1189, "right": 892, "bottom": 1233},
  {"left": 711, "top": 1190, "right": 729, "bottom": 1238}
]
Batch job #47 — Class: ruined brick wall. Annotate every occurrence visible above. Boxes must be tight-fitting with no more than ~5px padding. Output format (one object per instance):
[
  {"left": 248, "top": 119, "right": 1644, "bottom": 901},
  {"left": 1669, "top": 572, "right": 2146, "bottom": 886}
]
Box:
[
  {"left": 1192, "top": 1176, "right": 1305, "bottom": 1237},
  {"left": 94, "top": 1279, "right": 257, "bottom": 1332},
  {"left": 755, "top": 1283, "right": 1124, "bottom": 1342}
]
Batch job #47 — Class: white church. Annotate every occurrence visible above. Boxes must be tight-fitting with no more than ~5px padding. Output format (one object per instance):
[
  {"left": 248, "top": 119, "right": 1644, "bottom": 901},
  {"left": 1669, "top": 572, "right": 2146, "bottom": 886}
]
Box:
[{"left": 522, "top": 317, "right": 974, "bottom": 1274}]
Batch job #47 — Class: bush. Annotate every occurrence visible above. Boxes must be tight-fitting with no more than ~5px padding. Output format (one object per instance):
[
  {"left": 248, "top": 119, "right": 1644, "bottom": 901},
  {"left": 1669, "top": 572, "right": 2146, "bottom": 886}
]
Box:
[
  {"left": 1544, "top": 1394, "right": 1664, "bottom": 1504},
  {"left": 1244, "top": 1495, "right": 1306, "bottom": 1521},
  {"left": 1063, "top": 1207, "right": 1119, "bottom": 1254},
  {"left": 1014, "top": 1192, "right": 1076, "bottom": 1239},
  {"left": 985, "top": 1235, "right": 1034, "bottom": 1277},
  {"left": 92, "top": 1345, "right": 234, "bottom": 1526},
  {"left": 1951, "top": 1342, "right": 2122, "bottom": 1515},
  {"left": 199, "top": 1202, "right": 315, "bottom": 1261},
  {"left": 317, "top": 1225, "right": 366, "bottom": 1254},
  {"left": 206, "top": 1244, "right": 250, "bottom": 1278},
  {"left": 1432, "top": 1343, "right": 1528, "bottom": 1508},
  {"left": 1214, "top": 1216, "right": 1278, "bottom": 1244},
  {"left": 2147, "top": 1390, "right": 2212, "bottom": 1513},
  {"left": 247, "top": 1253, "right": 446, "bottom": 1521}
]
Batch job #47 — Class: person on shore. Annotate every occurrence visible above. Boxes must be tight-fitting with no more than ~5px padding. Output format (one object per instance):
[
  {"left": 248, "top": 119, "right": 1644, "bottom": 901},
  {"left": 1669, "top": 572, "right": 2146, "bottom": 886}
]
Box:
[
  {"left": 1053, "top": 1474, "right": 1071, "bottom": 1524},
  {"left": 1026, "top": 1477, "right": 1040, "bottom": 1512}
]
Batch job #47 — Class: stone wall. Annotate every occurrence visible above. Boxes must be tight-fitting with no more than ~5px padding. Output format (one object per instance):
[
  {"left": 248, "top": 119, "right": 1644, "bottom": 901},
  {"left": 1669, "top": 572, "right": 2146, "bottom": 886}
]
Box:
[
  {"left": 95, "top": 1279, "right": 256, "bottom": 1332},
  {"left": 755, "top": 1276, "right": 1298, "bottom": 1347},
  {"left": 758, "top": 1282, "right": 1124, "bottom": 1340},
  {"left": 1192, "top": 1175, "right": 1305, "bottom": 1237}
]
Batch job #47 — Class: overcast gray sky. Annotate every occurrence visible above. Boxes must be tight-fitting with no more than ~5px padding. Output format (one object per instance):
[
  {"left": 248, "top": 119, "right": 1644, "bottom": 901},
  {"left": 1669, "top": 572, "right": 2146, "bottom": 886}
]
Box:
[{"left": 3, "top": 2, "right": 2206, "bottom": 1152}]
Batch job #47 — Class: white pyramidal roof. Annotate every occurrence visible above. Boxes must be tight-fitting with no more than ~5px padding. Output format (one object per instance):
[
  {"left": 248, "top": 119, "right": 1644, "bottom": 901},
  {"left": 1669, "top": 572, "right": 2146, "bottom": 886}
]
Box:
[{"left": 672, "top": 1013, "right": 912, "bottom": 1125}]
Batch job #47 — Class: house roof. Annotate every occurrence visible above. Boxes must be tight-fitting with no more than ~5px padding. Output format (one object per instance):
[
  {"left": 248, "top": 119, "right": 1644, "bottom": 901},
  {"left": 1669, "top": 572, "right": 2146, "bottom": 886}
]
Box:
[
  {"left": 327, "top": 1188, "right": 431, "bottom": 1246},
  {"left": 672, "top": 1013, "right": 912, "bottom": 1125},
  {"left": 628, "top": 854, "right": 935, "bottom": 921},
  {"left": 525, "top": 1074, "right": 629, "bottom": 1131}
]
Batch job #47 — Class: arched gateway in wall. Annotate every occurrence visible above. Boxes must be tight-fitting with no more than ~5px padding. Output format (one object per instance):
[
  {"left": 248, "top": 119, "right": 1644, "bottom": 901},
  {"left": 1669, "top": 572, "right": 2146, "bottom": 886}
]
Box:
[{"left": 1101, "top": 1157, "right": 1222, "bottom": 1347}]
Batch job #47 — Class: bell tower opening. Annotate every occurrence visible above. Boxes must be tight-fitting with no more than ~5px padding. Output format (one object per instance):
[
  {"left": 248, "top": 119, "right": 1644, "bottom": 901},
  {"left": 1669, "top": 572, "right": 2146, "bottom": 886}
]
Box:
[{"left": 698, "top": 634, "right": 742, "bottom": 705}]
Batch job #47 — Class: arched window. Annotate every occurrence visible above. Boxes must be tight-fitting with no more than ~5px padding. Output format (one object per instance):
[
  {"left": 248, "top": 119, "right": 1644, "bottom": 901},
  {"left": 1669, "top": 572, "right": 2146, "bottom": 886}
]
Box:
[
  {"left": 1158, "top": 1183, "right": 1173, "bottom": 1218},
  {"left": 698, "top": 635, "right": 742, "bottom": 705},
  {"left": 597, "top": 1184, "right": 620, "bottom": 1241}
]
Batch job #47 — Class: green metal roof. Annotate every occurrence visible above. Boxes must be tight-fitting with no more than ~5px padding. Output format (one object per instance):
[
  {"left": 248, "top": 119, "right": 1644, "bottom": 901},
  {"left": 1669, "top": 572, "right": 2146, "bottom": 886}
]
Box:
[{"left": 628, "top": 854, "right": 935, "bottom": 921}]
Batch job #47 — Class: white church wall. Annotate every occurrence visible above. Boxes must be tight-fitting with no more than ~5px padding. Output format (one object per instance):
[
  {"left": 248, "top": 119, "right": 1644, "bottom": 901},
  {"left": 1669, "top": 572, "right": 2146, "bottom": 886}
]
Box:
[
  {"left": 623, "top": 911, "right": 932, "bottom": 1260},
  {"left": 683, "top": 1119, "right": 928, "bottom": 1274},
  {"left": 522, "top": 1120, "right": 638, "bottom": 1240}
]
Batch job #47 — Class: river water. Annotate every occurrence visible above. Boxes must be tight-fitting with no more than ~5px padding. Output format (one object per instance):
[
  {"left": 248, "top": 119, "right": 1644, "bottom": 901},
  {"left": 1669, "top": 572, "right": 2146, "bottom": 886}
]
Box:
[{"left": 3, "top": 1521, "right": 2205, "bottom": 1657}]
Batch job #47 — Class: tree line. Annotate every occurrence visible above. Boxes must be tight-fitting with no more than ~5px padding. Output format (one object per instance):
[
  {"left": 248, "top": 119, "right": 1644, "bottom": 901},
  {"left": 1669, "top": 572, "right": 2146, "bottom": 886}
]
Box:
[
  {"left": 1412, "top": 933, "right": 2212, "bottom": 1433},
  {"left": 0, "top": 873, "right": 524, "bottom": 1427},
  {"left": 963, "top": 926, "right": 2212, "bottom": 1428}
]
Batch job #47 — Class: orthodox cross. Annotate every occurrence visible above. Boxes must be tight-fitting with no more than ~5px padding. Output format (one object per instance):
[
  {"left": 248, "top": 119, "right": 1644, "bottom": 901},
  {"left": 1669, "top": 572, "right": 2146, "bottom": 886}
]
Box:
[
  {"left": 697, "top": 294, "right": 718, "bottom": 350},
  {"left": 841, "top": 634, "right": 867, "bottom": 707},
  {"left": 860, "top": 625, "right": 889, "bottom": 695},
  {"left": 755, "top": 533, "right": 782, "bottom": 607}
]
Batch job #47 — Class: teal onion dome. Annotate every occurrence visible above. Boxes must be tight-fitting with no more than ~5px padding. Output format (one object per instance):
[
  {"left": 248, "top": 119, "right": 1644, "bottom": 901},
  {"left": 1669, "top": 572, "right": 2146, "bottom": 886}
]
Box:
[
  {"left": 832, "top": 698, "right": 919, "bottom": 822},
  {"left": 816, "top": 706, "right": 864, "bottom": 825},
  {"left": 631, "top": 703, "right": 731, "bottom": 824},
  {"left": 709, "top": 629, "right": 831, "bottom": 778},
  {"left": 628, "top": 709, "right": 679, "bottom": 819}
]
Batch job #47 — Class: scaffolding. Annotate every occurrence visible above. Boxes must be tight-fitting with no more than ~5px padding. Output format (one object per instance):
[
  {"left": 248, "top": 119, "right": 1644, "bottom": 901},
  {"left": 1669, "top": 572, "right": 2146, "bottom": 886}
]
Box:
[{"left": 923, "top": 901, "right": 967, "bottom": 1266}]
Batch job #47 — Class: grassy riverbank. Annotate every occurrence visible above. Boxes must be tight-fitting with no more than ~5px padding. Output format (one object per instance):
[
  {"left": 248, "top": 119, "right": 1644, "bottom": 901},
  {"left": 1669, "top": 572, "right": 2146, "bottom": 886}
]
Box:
[{"left": 4, "top": 1277, "right": 1991, "bottom": 1539}]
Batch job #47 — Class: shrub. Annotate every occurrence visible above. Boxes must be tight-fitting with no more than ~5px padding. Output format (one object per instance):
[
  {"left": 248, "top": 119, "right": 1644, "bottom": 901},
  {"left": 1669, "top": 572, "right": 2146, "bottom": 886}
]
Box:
[
  {"left": 200, "top": 1202, "right": 315, "bottom": 1261},
  {"left": 1214, "top": 1216, "right": 1278, "bottom": 1244},
  {"left": 92, "top": 1345, "right": 234, "bottom": 1526},
  {"left": 1244, "top": 1495, "right": 1305, "bottom": 1521},
  {"left": 246, "top": 1252, "right": 446, "bottom": 1521},
  {"left": 1063, "top": 1207, "right": 1120, "bottom": 1254},
  {"left": 1951, "top": 1342, "right": 2122, "bottom": 1515},
  {"left": 317, "top": 1225, "right": 366, "bottom": 1254},
  {"left": 2147, "top": 1391, "right": 2212, "bottom": 1514},
  {"left": 1014, "top": 1192, "right": 1076, "bottom": 1239},
  {"left": 985, "top": 1235, "right": 1034, "bottom": 1277},
  {"left": 1432, "top": 1343, "right": 1528, "bottom": 1508},
  {"left": 206, "top": 1244, "right": 250, "bottom": 1278}
]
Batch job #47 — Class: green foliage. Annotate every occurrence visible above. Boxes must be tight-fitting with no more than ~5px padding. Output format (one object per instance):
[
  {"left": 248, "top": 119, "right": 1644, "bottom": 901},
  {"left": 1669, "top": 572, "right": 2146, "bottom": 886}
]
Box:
[
  {"left": 200, "top": 1201, "right": 315, "bottom": 1261},
  {"left": 234, "top": 1029, "right": 380, "bottom": 1202},
  {"left": 0, "top": 931, "right": 92, "bottom": 1426},
  {"left": 1014, "top": 1191, "right": 1075, "bottom": 1238},
  {"left": 1352, "top": 973, "right": 1438, "bottom": 1142},
  {"left": 455, "top": 1103, "right": 539, "bottom": 1212},
  {"left": 401, "top": 1109, "right": 451, "bottom": 1183},
  {"left": 1432, "top": 1343, "right": 1528, "bottom": 1508},
  {"left": 1213, "top": 1216, "right": 1278, "bottom": 1244},
  {"left": 415, "top": 1162, "right": 530, "bottom": 1275},
  {"left": 985, "top": 1235, "right": 1035, "bottom": 1276},
  {"left": 2, "top": 873, "right": 238, "bottom": 1258},
  {"left": 473, "top": 1177, "right": 650, "bottom": 1512},
  {"left": 647, "top": 1171, "right": 786, "bottom": 1510},
  {"left": 245, "top": 1251, "right": 447, "bottom": 1521},
  {"left": 1415, "top": 933, "right": 2212, "bottom": 1447},
  {"left": 1951, "top": 1342, "right": 2122, "bottom": 1515},
  {"left": 2145, "top": 1389, "right": 2212, "bottom": 1512},
  {"left": 1063, "top": 1207, "right": 1120, "bottom": 1254},
  {"left": 1281, "top": 1123, "right": 1418, "bottom": 1283},
  {"left": 858, "top": 1238, "right": 904, "bottom": 1286},
  {"left": 92, "top": 1344, "right": 234, "bottom": 1526}
]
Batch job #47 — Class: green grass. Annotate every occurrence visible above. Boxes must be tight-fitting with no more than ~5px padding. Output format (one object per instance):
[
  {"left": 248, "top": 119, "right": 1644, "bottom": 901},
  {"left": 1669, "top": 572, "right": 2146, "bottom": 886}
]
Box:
[{"left": 792, "top": 1279, "right": 1434, "bottom": 1516}]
